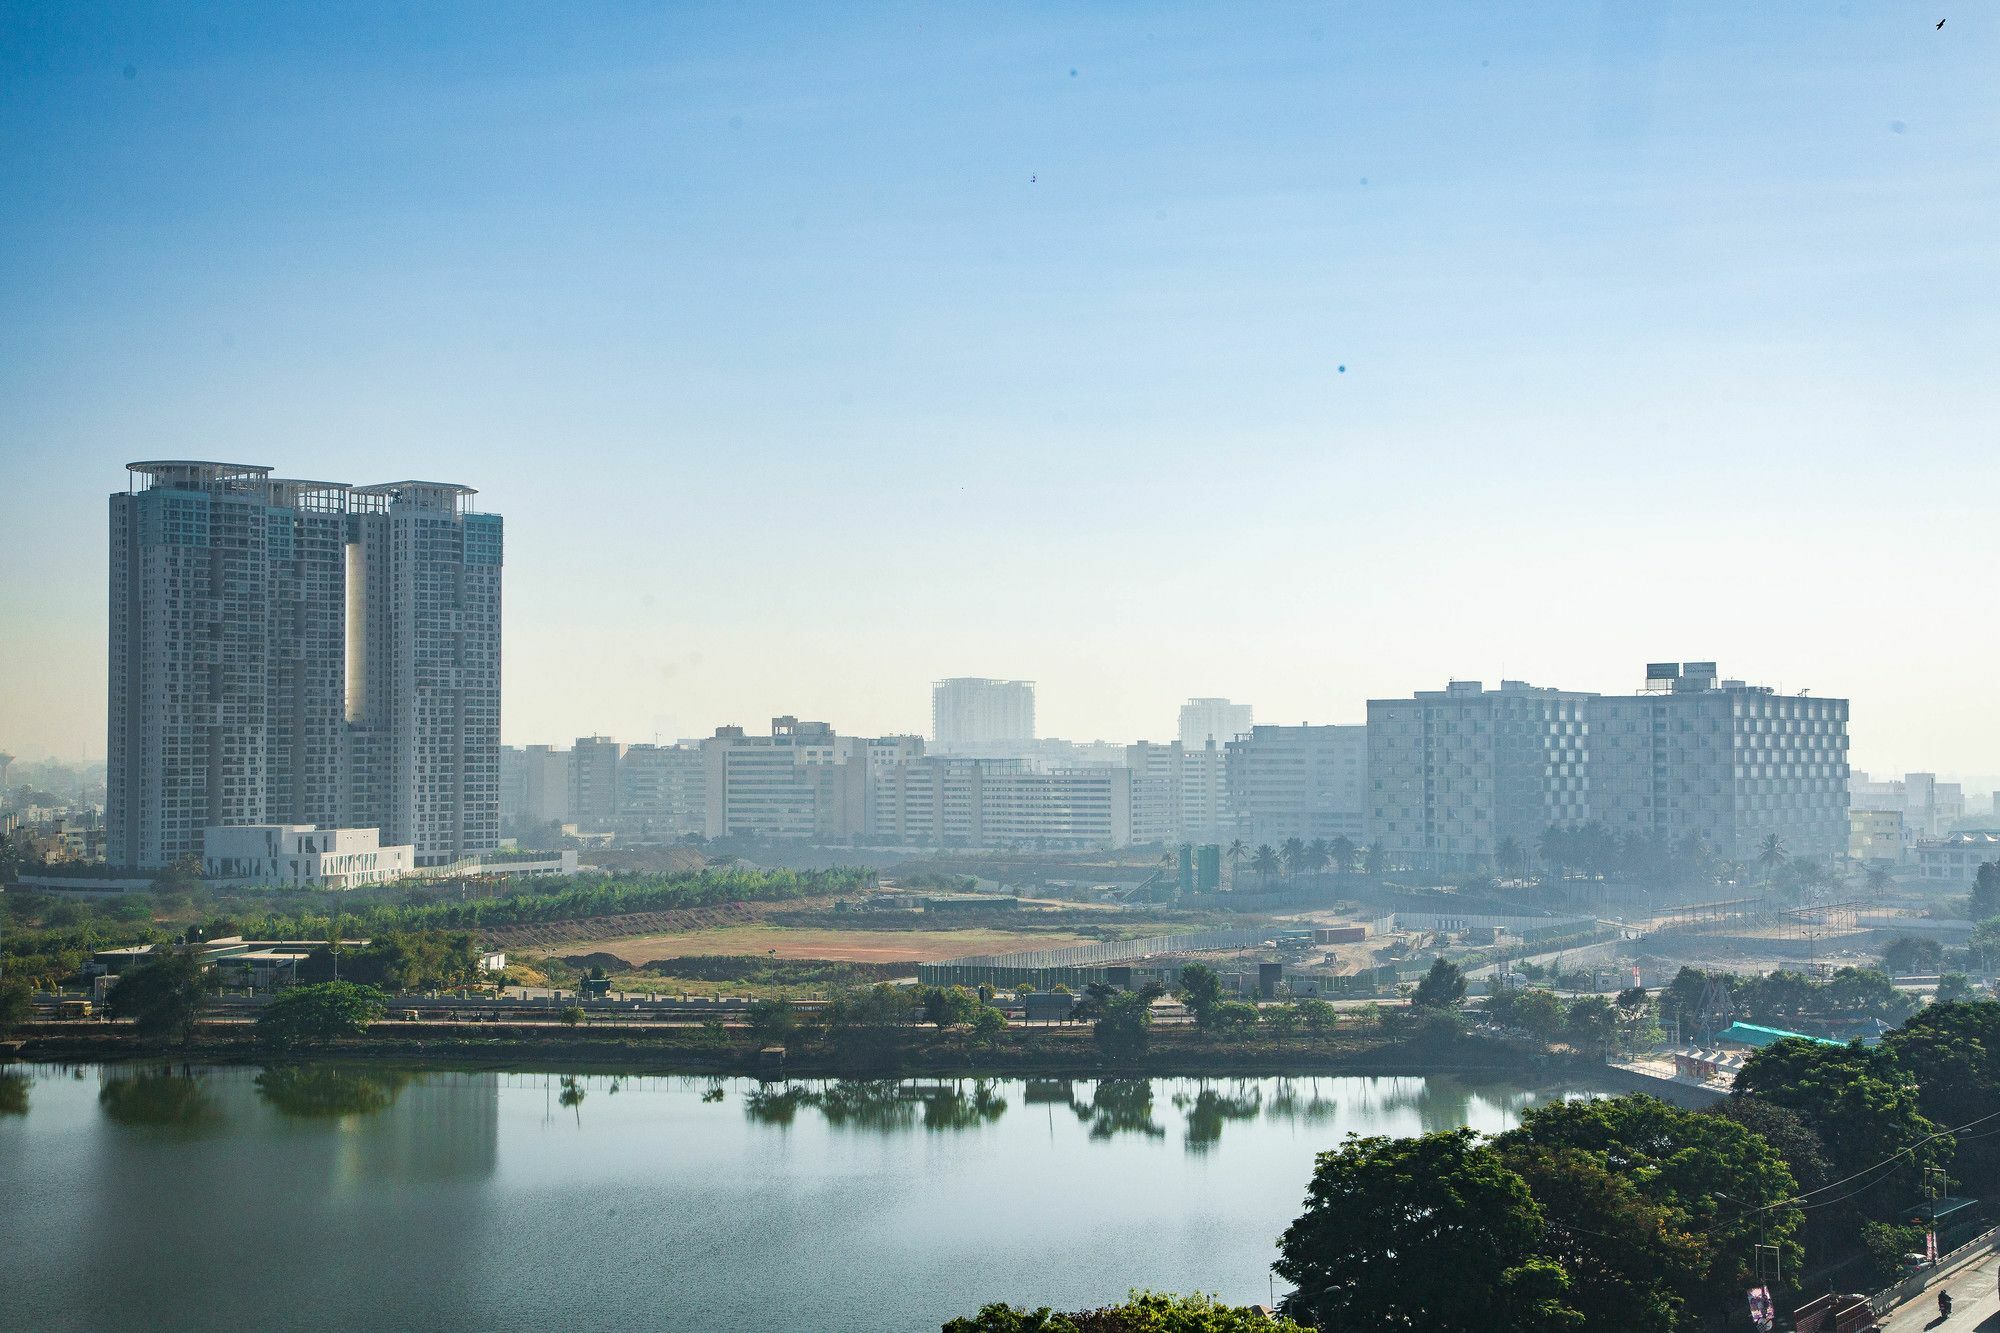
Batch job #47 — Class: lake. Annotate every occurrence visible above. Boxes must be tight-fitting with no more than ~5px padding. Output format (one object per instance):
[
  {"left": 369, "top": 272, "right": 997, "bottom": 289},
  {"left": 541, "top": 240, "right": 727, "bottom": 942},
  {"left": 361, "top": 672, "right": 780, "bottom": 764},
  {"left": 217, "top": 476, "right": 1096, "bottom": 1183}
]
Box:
[{"left": 0, "top": 1063, "right": 1605, "bottom": 1332}]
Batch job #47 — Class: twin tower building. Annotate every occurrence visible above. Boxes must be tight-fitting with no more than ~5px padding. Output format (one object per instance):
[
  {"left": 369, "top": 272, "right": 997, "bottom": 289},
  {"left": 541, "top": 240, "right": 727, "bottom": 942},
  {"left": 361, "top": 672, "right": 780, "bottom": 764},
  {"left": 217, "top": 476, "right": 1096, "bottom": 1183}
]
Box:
[{"left": 108, "top": 461, "right": 502, "bottom": 870}]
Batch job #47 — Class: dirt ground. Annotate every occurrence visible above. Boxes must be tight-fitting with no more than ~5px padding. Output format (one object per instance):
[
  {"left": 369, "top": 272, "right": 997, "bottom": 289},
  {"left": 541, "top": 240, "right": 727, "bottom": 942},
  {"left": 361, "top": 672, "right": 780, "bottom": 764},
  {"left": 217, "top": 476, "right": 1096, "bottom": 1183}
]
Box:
[{"left": 551, "top": 924, "right": 1103, "bottom": 965}]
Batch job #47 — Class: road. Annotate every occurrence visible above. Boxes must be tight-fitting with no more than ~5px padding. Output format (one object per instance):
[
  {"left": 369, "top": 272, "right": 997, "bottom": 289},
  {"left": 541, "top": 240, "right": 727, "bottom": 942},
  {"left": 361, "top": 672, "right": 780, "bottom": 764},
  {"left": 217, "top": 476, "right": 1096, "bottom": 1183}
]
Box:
[{"left": 1880, "top": 1254, "right": 2000, "bottom": 1332}]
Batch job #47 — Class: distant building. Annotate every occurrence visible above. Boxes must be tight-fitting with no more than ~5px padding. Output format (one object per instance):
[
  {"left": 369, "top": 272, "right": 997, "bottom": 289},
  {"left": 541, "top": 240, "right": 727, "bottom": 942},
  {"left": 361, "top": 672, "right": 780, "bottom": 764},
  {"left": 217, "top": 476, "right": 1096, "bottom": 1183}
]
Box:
[
  {"left": 500, "top": 744, "right": 570, "bottom": 832},
  {"left": 1591, "top": 663, "right": 1849, "bottom": 864},
  {"left": 1911, "top": 832, "right": 2000, "bottom": 890},
  {"left": 702, "top": 717, "right": 868, "bottom": 840},
  {"left": 1123, "top": 739, "right": 1237, "bottom": 846},
  {"left": 1367, "top": 681, "right": 1593, "bottom": 874},
  {"left": 1178, "top": 698, "right": 1252, "bottom": 749},
  {"left": 1227, "top": 724, "right": 1368, "bottom": 849},
  {"left": 1367, "top": 662, "right": 1850, "bottom": 874},
  {"left": 869, "top": 756, "right": 1132, "bottom": 848},
  {"left": 614, "top": 743, "right": 706, "bottom": 839},
  {"left": 202, "top": 824, "right": 414, "bottom": 889},
  {"left": 1852, "top": 771, "right": 1964, "bottom": 840},
  {"left": 1848, "top": 808, "right": 1904, "bottom": 865},
  {"left": 568, "top": 735, "right": 624, "bottom": 830},
  {"left": 932, "top": 678, "right": 1036, "bottom": 750}
]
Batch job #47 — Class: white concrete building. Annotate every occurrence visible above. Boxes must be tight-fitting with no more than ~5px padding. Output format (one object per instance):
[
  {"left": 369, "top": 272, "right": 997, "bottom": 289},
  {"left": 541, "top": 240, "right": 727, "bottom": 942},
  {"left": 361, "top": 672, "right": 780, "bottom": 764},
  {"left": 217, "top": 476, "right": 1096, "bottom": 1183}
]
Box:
[
  {"left": 1852, "top": 771, "right": 1964, "bottom": 840},
  {"left": 1229, "top": 724, "right": 1369, "bottom": 850},
  {"left": 870, "top": 756, "right": 1132, "bottom": 849},
  {"left": 932, "top": 678, "right": 1035, "bottom": 750},
  {"left": 1179, "top": 698, "right": 1252, "bottom": 749},
  {"left": 701, "top": 717, "right": 867, "bottom": 840},
  {"left": 202, "top": 824, "right": 414, "bottom": 889}
]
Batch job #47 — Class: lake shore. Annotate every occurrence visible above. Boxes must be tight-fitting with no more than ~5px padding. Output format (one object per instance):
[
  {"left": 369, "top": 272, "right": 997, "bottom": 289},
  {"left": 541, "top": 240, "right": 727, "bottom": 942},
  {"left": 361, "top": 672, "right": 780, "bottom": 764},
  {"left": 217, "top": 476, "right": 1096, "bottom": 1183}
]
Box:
[{"left": 10, "top": 1020, "right": 1583, "bottom": 1081}]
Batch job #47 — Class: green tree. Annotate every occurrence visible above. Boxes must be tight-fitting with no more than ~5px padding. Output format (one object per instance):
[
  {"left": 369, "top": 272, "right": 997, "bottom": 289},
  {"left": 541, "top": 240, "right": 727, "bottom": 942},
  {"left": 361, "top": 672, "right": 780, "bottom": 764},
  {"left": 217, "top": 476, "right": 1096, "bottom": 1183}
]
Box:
[
  {"left": 1881, "top": 935, "right": 1944, "bottom": 978},
  {"left": 1177, "top": 964, "right": 1225, "bottom": 1028},
  {"left": 944, "top": 1291, "right": 1315, "bottom": 1333},
  {"left": 1224, "top": 838, "right": 1246, "bottom": 887},
  {"left": 106, "top": 952, "right": 214, "bottom": 1046},
  {"left": 1280, "top": 837, "right": 1307, "bottom": 878},
  {"left": 969, "top": 1004, "right": 1008, "bottom": 1046},
  {"left": 559, "top": 1005, "right": 584, "bottom": 1027},
  {"left": 1733, "top": 1039, "right": 1948, "bottom": 1217},
  {"left": 255, "top": 981, "right": 387, "bottom": 1050},
  {"left": 1276, "top": 1128, "right": 1581, "bottom": 1332},
  {"left": 1756, "top": 833, "right": 1787, "bottom": 885},
  {"left": 1972, "top": 862, "right": 2000, "bottom": 920},
  {"left": 1249, "top": 844, "right": 1280, "bottom": 888},
  {"left": 921, "top": 985, "right": 981, "bottom": 1029},
  {"left": 1882, "top": 999, "right": 2000, "bottom": 1189},
  {"left": 1293, "top": 996, "right": 1337, "bottom": 1036},
  {"left": 1561, "top": 995, "right": 1616, "bottom": 1058},
  {"left": 1088, "top": 986, "right": 1163, "bottom": 1059},
  {"left": 0, "top": 979, "right": 31, "bottom": 1038},
  {"left": 1936, "top": 973, "right": 1974, "bottom": 1004},
  {"left": 1329, "top": 835, "right": 1358, "bottom": 875},
  {"left": 1495, "top": 836, "right": 1527, "bottom": 880},
  {"left": 1411, "top": 956, "right": 1466, "bottom": 1010},
  {"left": 747, "top": 997, "right": 798, "bottom": 1041},
  {"left": 1498, "top": 1094, "right": 1803, "bottom": 1320}
]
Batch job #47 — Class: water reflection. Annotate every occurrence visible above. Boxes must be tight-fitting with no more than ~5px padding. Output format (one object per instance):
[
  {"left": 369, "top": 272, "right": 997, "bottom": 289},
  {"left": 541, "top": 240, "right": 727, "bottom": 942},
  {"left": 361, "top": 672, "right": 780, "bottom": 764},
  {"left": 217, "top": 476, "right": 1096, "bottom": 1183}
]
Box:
[
  {"left": 256, "top": 1066, "right": 412, "bottom": 1119},
  {"left": 0, "top": 1070, "right": 27, "bottom": 1116},
  {"left": 1071, "top": 1079, "right": 1164, "bottom": 1140},
  {"left": 744, "top": 1079, "right": 1008, "bottom": 1132},
  {"left": 1178, "top": 1084, "right": 1262, "bottom": 1154},
  {"left": 738, "top": 1072, "right": 1581, "bottom": 1152},
  {"left": 98, "top": 1067, "right": 224, "bottom": 1136}
]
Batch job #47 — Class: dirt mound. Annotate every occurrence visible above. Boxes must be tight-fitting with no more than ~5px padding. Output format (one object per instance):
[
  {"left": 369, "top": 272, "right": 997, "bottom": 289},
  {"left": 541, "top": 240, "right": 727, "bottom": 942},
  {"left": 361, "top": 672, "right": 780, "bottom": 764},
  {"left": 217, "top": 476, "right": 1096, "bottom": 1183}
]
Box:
[{"left": 559, "top": 951, "right": 635, "bottom": 973}]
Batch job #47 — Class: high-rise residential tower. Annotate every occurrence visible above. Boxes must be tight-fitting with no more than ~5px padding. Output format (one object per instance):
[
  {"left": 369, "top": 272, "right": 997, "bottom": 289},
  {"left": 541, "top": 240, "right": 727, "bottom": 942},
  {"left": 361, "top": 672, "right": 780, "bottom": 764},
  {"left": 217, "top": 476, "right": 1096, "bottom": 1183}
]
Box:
[
  {"left": 343, "top": 481, "right": 504, "bottom": 865},
  {"left": 109, "top": 462, "right": 351, "bottom": 868},
  {"left": 108, "top": 463, "right": 500, "bottom": 870},
  {"left": 931, "top": 678, "right": 1036, "bottom": 750},
  {"left": 1178, "top": 698, "right": 1252, "bottom": 748}
]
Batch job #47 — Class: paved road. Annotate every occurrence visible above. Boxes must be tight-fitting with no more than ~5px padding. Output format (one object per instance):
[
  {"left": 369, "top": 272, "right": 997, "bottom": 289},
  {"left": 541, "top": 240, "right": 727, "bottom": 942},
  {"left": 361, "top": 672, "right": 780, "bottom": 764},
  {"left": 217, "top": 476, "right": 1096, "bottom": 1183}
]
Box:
[{"left": 1880, "top": 1254, "right": 2000, "bottom": 1332}]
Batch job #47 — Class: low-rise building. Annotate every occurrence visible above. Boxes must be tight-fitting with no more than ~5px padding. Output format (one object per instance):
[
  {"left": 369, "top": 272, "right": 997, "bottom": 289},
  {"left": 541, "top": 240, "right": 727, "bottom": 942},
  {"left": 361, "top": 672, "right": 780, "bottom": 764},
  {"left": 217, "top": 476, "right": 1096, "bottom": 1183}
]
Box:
[
  {"left": 1911, "top": 831, "right": 2000, "bottom": 890},
  {"left": 1848, "top": 807, "right": 1904, "bottom": 865},
  {"left": 202, "top": 824, "right": 414, "bottom": 889}
]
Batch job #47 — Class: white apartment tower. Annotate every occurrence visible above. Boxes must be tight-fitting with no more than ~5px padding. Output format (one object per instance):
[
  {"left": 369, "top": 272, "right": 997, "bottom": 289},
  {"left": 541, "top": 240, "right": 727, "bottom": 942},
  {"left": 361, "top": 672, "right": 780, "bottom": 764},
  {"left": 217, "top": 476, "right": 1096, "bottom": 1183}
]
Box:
[
  {"left": 343, "top": 481, "right": 504, "bottom": 866},
  {"left": 108, "top": 463, "right": 501, "bottom": 870},
  {"left": 1179, "top": 698, "right": 1252, "bottom": 749},
  {"left": 931, "top": 678, "right": 1035, "bottom": 750},
  {"left": 109, "top": 463, "right": 350, "bottom": 868}
]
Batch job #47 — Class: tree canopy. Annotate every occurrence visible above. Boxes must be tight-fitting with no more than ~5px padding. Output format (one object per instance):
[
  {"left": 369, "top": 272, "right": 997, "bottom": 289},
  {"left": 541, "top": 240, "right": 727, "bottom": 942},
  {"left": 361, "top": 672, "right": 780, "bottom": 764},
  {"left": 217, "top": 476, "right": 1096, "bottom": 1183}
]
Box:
[
  {"left": 106, "top": 952, "right": 213, "bottom": 1046},
  {"left": 255, "top": 981, "right": 388, "bottom": 1050}
]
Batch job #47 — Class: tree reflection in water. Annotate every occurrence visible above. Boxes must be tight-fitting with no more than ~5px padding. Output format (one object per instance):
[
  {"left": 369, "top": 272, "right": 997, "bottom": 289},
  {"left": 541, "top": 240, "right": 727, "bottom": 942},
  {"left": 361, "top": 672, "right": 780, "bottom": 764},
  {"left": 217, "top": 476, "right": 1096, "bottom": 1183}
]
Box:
[
  {"left": 742, "top": 1079, "right": 1008, "bottom": 1133},
  {"left": 1176, "top": 1082, "right": 1262, "bottom": 1153},
  {"left": 0, "top": 1071, "right": 27, "bottom": 1117},
  {"left": 255, "top": 1066, "right": 412, "bottom": 1119},
  {"left": 98, "top": 1066, "right": 224, "bottom": 1135},
  {"left": 1071, "top": 1079, "right": 1164, "bottom": 1140}
]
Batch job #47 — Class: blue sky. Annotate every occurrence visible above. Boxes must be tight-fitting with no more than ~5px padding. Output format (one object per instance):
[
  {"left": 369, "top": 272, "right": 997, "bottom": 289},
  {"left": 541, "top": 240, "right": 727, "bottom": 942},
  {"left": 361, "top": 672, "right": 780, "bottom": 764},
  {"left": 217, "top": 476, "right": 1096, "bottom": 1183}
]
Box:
[{"left": 2, "top": 2, "right": 1996, "bottom": 774}]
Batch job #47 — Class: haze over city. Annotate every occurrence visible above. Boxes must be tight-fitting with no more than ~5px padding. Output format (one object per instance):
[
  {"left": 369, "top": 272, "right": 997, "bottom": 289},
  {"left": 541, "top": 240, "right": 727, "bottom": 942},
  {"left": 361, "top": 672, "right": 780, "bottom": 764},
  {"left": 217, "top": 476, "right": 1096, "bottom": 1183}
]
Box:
[{"left": 3, "top": 3, "right": 1998, "bottom": 773}]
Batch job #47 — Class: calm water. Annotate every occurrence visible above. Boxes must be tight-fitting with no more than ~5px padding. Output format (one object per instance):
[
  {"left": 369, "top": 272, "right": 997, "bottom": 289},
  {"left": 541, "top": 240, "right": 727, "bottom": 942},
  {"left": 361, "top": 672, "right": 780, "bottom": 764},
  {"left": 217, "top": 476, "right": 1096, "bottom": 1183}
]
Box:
[{"left": 0, "top": 1063, "right": 1603, "bottom": 1332}]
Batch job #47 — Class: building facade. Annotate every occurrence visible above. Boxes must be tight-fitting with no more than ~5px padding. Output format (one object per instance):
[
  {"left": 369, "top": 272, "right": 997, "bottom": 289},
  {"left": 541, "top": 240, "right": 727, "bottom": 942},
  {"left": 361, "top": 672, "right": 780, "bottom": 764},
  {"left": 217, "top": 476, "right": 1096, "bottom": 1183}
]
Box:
[
  {"left": 931, "top": 678, "right": 1036, "bottom": 750},
  {"left": 1367, "top": 682, "right": 1593, "bottom": 874},
  {"left": 343, "top": 481, "right": 503, "bottom": 866},
  {"left": 1227, "top": 724, "right": 1369, "bottom": 849},
  {"left": 500, "top": 743, "right": 570, "bottom": 833},
  {"left": 1179, "top": 698, "right": 1252, "bottom": 749},
  {"left": 202, "top": 823, "right": 414, "bottom": 889},
  {"left": 108, "top": 462, "right": 500, "bottom": 871}
]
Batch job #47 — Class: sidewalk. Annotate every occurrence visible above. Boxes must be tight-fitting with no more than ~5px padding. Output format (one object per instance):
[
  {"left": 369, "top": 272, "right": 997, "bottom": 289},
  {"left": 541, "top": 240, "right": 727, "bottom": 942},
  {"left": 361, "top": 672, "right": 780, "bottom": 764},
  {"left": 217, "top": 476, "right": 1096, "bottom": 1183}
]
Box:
[{"left": 1879, "top": 1254, "right": 2000, "bottom": 1332}]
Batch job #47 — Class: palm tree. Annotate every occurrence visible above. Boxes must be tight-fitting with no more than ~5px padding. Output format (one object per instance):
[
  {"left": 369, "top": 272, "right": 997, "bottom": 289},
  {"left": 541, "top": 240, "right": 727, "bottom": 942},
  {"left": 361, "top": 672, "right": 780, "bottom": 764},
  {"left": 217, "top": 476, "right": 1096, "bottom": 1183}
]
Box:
[
  {"left": 1250, "top": 844, "right": 1280, "bottom": 888},
  {"left": 1757, "top": 834, "right": 1787, "bottom": 886},
  {"left": 1538, "top": 824, "right": 1570, "bottom": 881},
  {"left": 1329, "top": 836, "right": 1358, "bottom": 876},
  {"left": 1305, "top": 838, "right": 1331, "bottom": 879},
  {"left": 1362, "top": 842, "right": 1384, "bottom": 876},
  {"left": 1280, "top": 837, "right": 1307, "bottom": 879},
  {"left": 1495, "top": 836, "right": 1525, "bottom": 880},
  {"left": 1225, "top": 838, "right": 1247, "bottom": 888}
]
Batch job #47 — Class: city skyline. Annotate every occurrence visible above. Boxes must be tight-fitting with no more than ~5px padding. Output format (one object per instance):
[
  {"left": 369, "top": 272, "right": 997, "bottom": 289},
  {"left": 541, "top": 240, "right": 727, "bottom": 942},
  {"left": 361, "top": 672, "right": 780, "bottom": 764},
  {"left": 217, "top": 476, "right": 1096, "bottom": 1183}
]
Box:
[{"left": 4, "top": 5, "right": 1999, "bottom": 773}]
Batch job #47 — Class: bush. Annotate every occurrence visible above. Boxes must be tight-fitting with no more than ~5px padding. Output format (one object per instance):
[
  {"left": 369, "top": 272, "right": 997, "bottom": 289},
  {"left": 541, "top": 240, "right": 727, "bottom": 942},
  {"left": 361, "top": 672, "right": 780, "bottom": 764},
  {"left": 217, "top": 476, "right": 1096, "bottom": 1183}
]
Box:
[
  {"left": 255, "top": 981, "right": 388, "bottom": 1050},
  {"left": 559, "top": 1005, "right": 585, "bottom": 1027}
]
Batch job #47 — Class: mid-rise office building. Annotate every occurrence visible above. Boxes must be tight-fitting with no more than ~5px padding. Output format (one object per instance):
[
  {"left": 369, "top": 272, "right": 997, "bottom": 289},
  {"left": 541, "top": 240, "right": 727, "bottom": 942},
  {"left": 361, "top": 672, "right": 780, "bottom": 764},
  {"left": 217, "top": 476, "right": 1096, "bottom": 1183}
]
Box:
[
  {"left": 870, "top": 755, "right": 1132, "bottom": 848},
  {"left": 1179, "top": 698, "right": 1252, "bottom": 749},
  {"left": 1590, "top": 662, "right": 1849, "bottom": 863},
  {"left": 932, "top": 678, "right": 1036, "bottom": 750},
  {"left": 567, "top": 735, "right": 624, "bottom": 830},
  {"left": 1123, "top": 739, "right": 1237, "bottom": 846},
  {"left": 500, "top": 743, "right": 570, "bottom": 832},
  {"left": 702, "top": 717, "right": 868, "bottom": 841},
  {"left": 1367, "top": 682, "right": 1593, "bottom": 874},
  {"left": 1367, "top": 662, "right": 1851, "bottom": 874},
  {"left": 108, "top": 462, "right": 500, "bottom": 871},
  {"left": 615, "top": 743, "right": 706, "bottom": 839},
  {"left": 1227, "top": 724, "right": 1369, "bottom": 849}
]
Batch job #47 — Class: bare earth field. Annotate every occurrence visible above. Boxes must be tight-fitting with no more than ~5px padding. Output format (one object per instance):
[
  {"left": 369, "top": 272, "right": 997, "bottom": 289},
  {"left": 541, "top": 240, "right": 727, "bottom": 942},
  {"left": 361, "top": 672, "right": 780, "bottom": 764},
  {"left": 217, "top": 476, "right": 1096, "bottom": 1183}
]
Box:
[{"left": 555, "top": 924, "right": 1103, "bottom": 965}]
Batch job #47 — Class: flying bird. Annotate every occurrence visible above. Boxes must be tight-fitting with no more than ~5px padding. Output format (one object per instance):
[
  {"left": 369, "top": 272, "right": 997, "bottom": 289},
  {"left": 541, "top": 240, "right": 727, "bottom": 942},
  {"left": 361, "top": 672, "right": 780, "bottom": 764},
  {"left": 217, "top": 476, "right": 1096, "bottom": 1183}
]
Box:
[{"left": 1937, "top": 18, "right": 1945, "bottom": 28}]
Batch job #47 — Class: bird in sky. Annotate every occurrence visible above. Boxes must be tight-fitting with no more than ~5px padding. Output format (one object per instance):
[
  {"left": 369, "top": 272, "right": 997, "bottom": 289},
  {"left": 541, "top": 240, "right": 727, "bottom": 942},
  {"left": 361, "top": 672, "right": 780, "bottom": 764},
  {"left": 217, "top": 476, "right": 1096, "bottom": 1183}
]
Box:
[{"left": 1937, "top": 18, "right": 1945, "bottom": 28}]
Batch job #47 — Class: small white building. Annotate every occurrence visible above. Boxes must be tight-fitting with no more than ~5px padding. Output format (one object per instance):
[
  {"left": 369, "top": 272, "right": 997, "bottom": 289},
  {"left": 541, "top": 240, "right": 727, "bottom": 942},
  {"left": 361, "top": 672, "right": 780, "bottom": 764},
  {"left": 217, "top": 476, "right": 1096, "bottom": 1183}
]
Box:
[{"left": 202, "top": 824, "right": 414, "bottom": 890}]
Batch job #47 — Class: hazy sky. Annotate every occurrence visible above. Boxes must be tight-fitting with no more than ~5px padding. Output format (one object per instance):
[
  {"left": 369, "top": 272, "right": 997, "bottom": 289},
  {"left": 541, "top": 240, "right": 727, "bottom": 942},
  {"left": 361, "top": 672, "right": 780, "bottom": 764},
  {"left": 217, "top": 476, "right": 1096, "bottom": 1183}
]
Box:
[{"left": 2, "top": 3, "right": 1996, "bottom": 775}]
